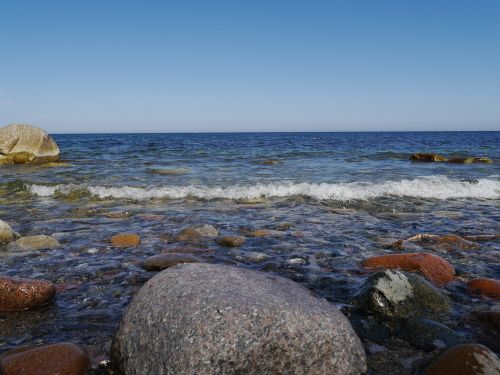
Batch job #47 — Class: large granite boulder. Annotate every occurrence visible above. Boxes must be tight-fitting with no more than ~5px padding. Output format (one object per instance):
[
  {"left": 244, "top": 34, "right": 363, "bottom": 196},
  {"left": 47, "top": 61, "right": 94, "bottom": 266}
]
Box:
[
  {"left": 0, "top": 124, "right": 60, "bottom": 165},
  {"left": 112, "top": 263, "right": 367, "bottom": 375}
]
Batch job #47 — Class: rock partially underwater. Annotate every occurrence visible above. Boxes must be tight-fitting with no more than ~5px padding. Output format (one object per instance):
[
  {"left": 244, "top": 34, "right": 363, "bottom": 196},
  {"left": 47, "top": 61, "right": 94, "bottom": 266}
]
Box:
[{"left": 0, "top": 124, "right": 60, "bottom": 165}]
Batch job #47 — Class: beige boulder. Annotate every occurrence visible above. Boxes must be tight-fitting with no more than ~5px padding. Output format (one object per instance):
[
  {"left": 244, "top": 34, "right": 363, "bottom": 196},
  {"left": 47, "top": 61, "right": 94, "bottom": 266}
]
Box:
[
  {"left": 0, "top": 124, "right": 60, "bottom": 165},
  {"left": 0, "top": 219, "right": 19, "bottom": 244}
]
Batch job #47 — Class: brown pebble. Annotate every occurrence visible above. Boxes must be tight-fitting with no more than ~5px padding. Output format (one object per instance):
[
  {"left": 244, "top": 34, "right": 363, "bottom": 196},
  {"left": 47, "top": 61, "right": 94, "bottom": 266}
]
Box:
[
  {"left": 467, "top": 278, "right": 500, "bottom": 299},
  {"left": 422, "top": 344, "right": 500, "bottom": 375},
  {"left": 217, "top": 235, "right": 246, "bottom": 247},
  {"left": 0, "top": 343, "right": 89, "bottom": 375},
  {"left": 0, "top": 276, "right": 56, "bottom": 312},
  {"left": 141, "top": 253, "right": 199, "bottom": 271},
  {"left": 110, "top": 233, "right": 140, "bottom": 247}
]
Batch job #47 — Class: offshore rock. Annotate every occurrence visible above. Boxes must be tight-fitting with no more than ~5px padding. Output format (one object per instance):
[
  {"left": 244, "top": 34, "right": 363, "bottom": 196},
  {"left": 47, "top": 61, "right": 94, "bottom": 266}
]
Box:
[
  {"left": 410, "top": 153, "right": 448, "bottom": 162},
  {"left": 353, "top": 270, "right": 450, "bottom": 319},
  {"left": 0, "top": 124, "right": 60, "bottom": 165},
  {"left": 112, "top": 263, "right": 367, "bottom": 375}
]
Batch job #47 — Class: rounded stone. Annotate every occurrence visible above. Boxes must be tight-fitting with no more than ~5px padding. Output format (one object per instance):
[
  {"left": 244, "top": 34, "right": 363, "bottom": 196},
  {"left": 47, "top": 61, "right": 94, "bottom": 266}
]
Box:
[
  {"left": 0, "top": 343, "right": 89, "bottom": 375},
  {"left": 362, "top": 252, "right": 455, "bottom": 286},
  {"left": 112, "top": 263, "right": 367, "bottom": 375},
  {"left": 467, "top": 278, "right": 500, "bottom": 299},
  {"left": 353, "top": 270, "right": 450, "bottom": 318},
  {"left": 0, "top": 124, "right": 60, "bottom": 165},
  {"left": 422, "top": 344, "right": 500, "bottom": 375},
  {"left": 110, "top": 233, "right": 140, "bottom": 247},
  {"left": 0, "top": 219, "right": 19, "bottom": 245},
  {"left": 141, "top": 253, "right": 199, "bottom": 271},
  {"left": 10, "top": 235, "right": 61, "bottom": 250},
  {"left": 0, "top": 276, "right": 56, "bottom": 312},
  {"left": 217, "top": 235, "right": 246, "bottom": 247}
]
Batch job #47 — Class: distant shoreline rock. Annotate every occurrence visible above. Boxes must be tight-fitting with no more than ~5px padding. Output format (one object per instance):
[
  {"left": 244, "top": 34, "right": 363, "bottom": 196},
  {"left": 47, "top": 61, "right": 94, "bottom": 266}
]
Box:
[
  {"left": 410, "top": 153, "right": 492, "bottom": 163},
  {"left": 0, "top": 124, "right": 60, "bottom": 165}
]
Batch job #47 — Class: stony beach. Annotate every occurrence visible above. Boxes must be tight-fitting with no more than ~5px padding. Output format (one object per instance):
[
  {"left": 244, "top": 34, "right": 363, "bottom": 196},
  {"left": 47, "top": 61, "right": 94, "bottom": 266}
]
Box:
[{"left": 0, "top": 124, "right": 499, "bottom": 374}]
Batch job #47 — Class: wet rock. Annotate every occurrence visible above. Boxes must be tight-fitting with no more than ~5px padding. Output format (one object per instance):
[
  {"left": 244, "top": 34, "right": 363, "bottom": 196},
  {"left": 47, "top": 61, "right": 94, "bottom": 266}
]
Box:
[
  {"left": 259, "top": 159, "right": 281, "bottom": 165},
  {"left": 230, "top": 249, "right": 271, "bottom": 263},
  {"left": 110, "top": 233, "right": 140, "bottom": 247},
  {"left": 470, "top": 311, "right": 500, "bottom": 352},
  {"left": 362, "top": 252, "right": 455, "bottom": 286},
  {"left": 112, "top": 263, "right": 367, "bottom": 375},
  {"left": 448, "top": 156, "right": 493, "bottom": 164},
  {"left": 422, "top": 344, "right": 500, "bottom": 375},
  {"left": 9, "top": 235, "right": 61, "bottom": 250},
  {"left": 161, "top": 246, "right": 213, "bottom": 255},
  {"left": 353, "top": 270, "right": 450, "bottom": 318},
  {"left": 463, "top": 234, "right": 500, "bottom": 242},
  {"left": 101, "top": 211, "right": 130, "bottom": 219},
  {"left": 134, "top": 213, "right": 165, "bottom": 221},
  {"left": 0, "top": 219, "right": 19, "bottom": 244},
  {"left": 141, "top": 253, "right": 199, "bottom": 271},
  {"left": 410, "top": 153, "right": 448, "bottom": 162},
  {"left": 194, "top": 224, "right": 219, "bottom": 238},
  {"left": 250, "top": 229, "right": 284, "bottom": 237},
  {"left": 472, "top": 311, "right": 500, "bottom": 332},
  {"left": 0, "top": 276, "right": 56, "bottom": 312},
  {"left": 0, "top": 124, "right": 60, "bottom": 165},
  {"left": 0, "top": 343, "right": 89, "bottom": 375},
  {"left": 397, "top": 317, "right": 465, "bottom": 351},
  {"left": 217, "top": 235, "right": 246, "bottom": 247},
  {"left": 467, "top": 278, "right": 500, "bottom": 299},
  {"left": 174, "top": 227, "right": 201, "bottom": 242},
  {"left": 146, "top": 168, "right": 190, "bottom": 175}
]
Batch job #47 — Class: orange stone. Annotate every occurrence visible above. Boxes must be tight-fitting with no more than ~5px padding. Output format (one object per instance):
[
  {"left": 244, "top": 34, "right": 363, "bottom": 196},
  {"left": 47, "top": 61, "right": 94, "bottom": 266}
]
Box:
[
  {"left": 110, "top": 233, "right": 140, "bottom": 247},
  {"left": 423, "top": 344, "right": 500, "bottom": 375},
  {"left": 467, "top": 278, "right": 500, "bottom": 299},
  {"left": 0, "top": 276, "right": 56, "bottom": 312},
  {"left": 0, "top": 343, "right": 89, "bottom": 375},
  {"left": 362, "top": 252, "right": 455, "bottom": 286}
]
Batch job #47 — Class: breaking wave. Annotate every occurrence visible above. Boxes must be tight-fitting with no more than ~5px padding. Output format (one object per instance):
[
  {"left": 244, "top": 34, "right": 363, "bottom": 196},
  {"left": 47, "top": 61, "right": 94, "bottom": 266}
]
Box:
[{"left": 26, "top": 176, "right": 500, "bottom": 201}]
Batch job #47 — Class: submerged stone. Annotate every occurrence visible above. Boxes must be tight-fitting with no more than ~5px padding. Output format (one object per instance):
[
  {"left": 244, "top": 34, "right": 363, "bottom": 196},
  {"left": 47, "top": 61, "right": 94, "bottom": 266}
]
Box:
[
  {"left": 0, "top": 343, "right": 89, "bottom": 375},
  {"left": 0, "top": 219, "right": 19, "bottom": 245},
  {"left": 141, "top": 253, "right": 199, "bottom": 271},
  {"left": 10, "top": 235, "right": 61, "bottom": 250},
  {"left": 110, "top": 233, "right": 140, "bottom": 247},
  {"left": 467, "top": 278, "right": 500, "bottom": 299},
  {"left": 0, "top": 276, "right": 56, "bottom": 312}
]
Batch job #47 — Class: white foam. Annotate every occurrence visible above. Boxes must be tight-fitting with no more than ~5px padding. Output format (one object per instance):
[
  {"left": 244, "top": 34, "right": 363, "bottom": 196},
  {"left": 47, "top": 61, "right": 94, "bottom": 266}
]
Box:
[{"left": 27, "top": 176, "right": 500, "bottom": 201}]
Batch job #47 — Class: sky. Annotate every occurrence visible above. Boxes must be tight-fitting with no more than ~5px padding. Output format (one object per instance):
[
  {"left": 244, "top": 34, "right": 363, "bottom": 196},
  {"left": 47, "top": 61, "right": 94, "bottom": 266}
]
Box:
[{"left": 1, "top": 1, "right": 499, "bottom": 133}]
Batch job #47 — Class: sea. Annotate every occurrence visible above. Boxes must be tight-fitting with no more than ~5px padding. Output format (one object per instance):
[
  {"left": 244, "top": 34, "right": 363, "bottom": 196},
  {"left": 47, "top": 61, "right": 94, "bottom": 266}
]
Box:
[{"left": 1, "top": 131, "right": 499, "bottom": 371}]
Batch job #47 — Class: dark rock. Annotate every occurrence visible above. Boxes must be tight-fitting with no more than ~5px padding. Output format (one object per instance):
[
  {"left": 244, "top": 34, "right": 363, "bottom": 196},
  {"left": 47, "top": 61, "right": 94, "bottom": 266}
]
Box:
[
  {"left": 410, "top": 153, "right": 448, "bottom": 162},
  {"left": 112, "top": 263, "right": 367, "bottom": 375},
  {"left": 422, "top": 344, "right": 500, "bottom": 375},
  {"left": 141, "top": 253, "right": 199, "bottom": 271},
  {"left": 396, "top": 317, "right": 465, "bottom": 351},
  {"left": 353, "top": 270, "right": 450, "bottom": 318}
]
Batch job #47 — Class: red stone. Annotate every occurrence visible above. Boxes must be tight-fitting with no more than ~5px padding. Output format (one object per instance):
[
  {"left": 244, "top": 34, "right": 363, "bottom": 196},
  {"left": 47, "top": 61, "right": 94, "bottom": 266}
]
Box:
[
  {"left": 362, "top": 252, "right": 455, "bottom": 286},
  {"left": 0, "top": 343, "right": 89, "bottom": 375},
  {"left": 467, "top": 278, "right": 500, "bottom": 299},
  {"left": 0, "top": 276, "right": 55, "bottom": 312}
]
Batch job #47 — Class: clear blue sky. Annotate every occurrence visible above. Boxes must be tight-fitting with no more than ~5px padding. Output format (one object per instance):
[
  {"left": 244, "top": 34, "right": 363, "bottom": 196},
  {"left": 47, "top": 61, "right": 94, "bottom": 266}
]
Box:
[{"left": 1, "top": 1, "right": 499, "bottom": 133}]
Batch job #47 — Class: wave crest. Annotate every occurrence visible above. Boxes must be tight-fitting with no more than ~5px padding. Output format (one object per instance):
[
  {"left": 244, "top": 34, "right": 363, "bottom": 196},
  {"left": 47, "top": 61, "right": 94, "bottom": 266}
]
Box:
[{"left": 27, "top": 176, "right": 500, "bottom": 201}]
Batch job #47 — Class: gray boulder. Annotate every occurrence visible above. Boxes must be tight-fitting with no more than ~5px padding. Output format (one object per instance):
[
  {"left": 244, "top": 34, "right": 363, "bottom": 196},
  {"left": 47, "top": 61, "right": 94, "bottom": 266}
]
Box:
[{"left": 112, "top": 263, "right": 367, "bottom": 375}]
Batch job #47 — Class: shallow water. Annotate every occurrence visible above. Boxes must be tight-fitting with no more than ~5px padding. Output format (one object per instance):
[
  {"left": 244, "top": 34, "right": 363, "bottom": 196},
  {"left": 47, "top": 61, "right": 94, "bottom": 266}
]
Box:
[{"left": 1, "top": 132, "right": 499, "bottom": 372}]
